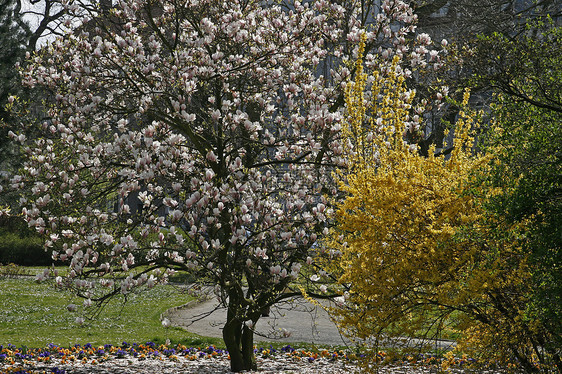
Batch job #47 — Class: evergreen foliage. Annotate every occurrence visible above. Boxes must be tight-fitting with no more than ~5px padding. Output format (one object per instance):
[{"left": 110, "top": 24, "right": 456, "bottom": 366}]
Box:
[
  {"left": 0, "top": 0, "right": 30, "bottom": 119},
  {"left": 0, "top": 0, "right": 30, "bottom": 170}
]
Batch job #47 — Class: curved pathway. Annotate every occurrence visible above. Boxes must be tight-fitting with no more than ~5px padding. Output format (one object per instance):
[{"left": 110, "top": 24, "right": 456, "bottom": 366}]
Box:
[
  {"left": 168, "top": 294, "right": 456, "bottom": 351},
  {"left": 168, "top": 295, "right": 353, "bottom": 347}
]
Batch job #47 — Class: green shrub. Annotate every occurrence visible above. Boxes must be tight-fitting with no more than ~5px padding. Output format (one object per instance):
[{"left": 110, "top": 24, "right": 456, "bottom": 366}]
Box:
[
  {"left": 0, "top": 231, "right": 50, "bottom": 266},
  {"left": 0, "top": 215, "right": 51, "bottom": 266}
]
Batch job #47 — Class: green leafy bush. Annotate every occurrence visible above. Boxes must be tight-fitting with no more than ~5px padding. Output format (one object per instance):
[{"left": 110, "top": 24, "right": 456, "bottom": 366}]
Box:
[{"left": 0, "top": 216, "right": 51, "bottom": 266}]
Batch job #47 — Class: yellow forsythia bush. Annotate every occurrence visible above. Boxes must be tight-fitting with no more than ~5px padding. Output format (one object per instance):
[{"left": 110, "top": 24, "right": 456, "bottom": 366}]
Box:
[{"left": 328, "top": 35, "right": 539, "bottom": 372}]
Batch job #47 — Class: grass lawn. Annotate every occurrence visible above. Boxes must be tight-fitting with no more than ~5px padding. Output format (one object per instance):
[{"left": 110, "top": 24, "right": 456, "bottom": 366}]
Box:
[{"left": 0, "top": 272, "right": 222, "bottom": 349}]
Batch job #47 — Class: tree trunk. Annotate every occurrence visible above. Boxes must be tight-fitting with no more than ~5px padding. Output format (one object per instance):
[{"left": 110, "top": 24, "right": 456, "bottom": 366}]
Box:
[
  {"left": 223, "top": 314, "right": 244, "bottom": 372},
  {"left": 511, "top": 346, "right": 540, "bottom": 374},
  {"left": 241, "top": 321, "right": 257, "bottom": 371},
  {"left": 222, "top": 295, "right": 257, "bottom": 372}
]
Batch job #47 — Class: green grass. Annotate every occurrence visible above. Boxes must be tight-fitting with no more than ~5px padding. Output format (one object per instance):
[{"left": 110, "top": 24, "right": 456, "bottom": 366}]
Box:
[
  {"left": 0, "top": 265, "right": 366, "bottom": 354},
  {"left": 0, "top": 275, "right": 345, "bottom": 352},
  {"left": 0, "top": 276, "right": 222, "bottom": 349}
]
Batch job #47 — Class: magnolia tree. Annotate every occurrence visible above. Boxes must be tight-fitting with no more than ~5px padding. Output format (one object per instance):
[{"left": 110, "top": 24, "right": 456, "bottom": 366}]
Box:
[{"left": 2, "top": 0, "right": 444, "bottom": 371}]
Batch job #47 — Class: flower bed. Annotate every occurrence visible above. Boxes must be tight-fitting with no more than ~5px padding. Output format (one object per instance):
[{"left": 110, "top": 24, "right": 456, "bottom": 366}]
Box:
[
  {"left": 1, "top": 342, "right": 357, "bottom": 373},
  {"left": 0, "top": 342, "right": 508, "bottom": 373}
]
